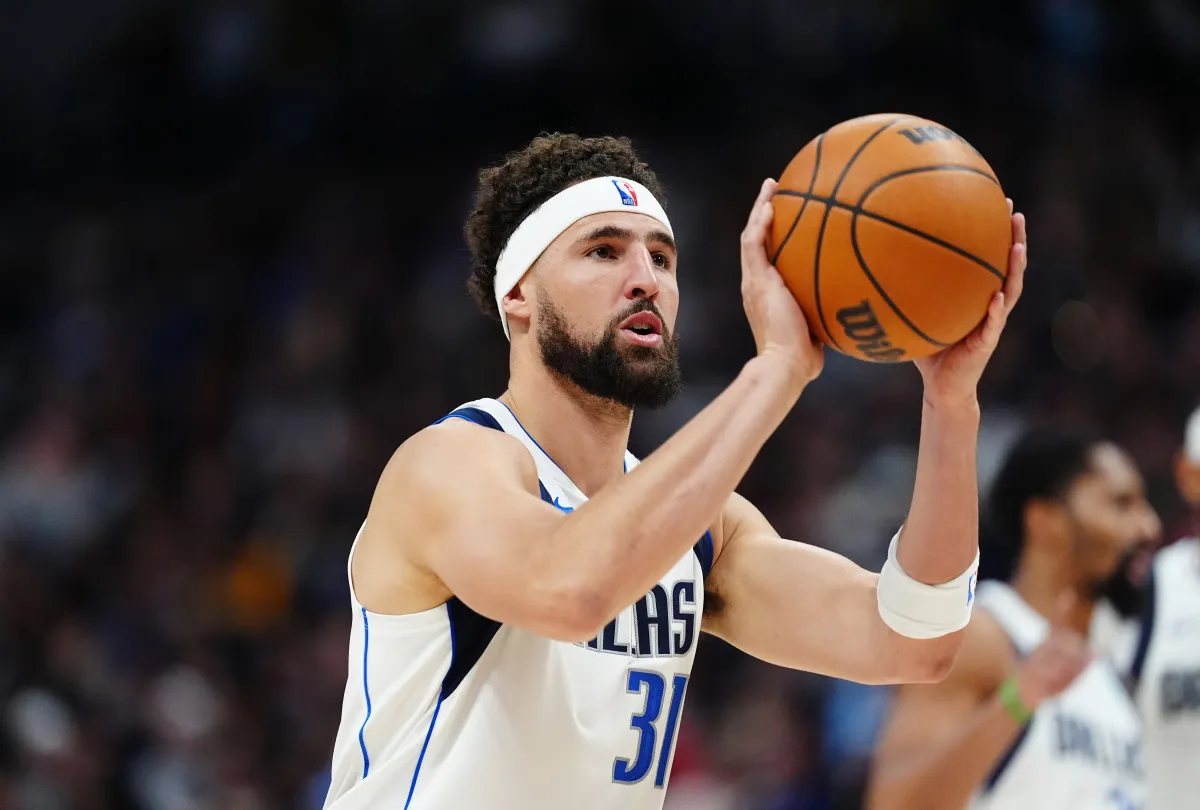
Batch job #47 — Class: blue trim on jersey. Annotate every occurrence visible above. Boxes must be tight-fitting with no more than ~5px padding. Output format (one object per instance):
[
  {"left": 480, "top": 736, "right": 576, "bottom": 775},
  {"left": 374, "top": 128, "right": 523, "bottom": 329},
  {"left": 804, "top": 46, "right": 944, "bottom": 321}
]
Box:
[
  {"left": 404, "top": 607, "right": 454, "bottom": 809},
  {"left": 433, "top": 406, "right": 504, "bottom": 432},
  {"left": 694, "top": 530, "right": 715, "bottom": 579},
  {"left": 494, "top": 399, "right": 567, "bottom": 472},
  {"left": 357, "top": 607, "right": 373, "bottom": 779},
  {"left": 1129, "top": 563, "right": 1157, "bottom": 686}
]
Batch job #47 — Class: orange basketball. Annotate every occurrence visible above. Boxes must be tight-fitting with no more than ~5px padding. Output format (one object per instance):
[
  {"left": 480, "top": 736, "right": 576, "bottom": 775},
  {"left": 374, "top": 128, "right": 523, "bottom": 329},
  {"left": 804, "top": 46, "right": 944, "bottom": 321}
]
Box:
[{"left": 767, "top": 114, "right": 1011, "bottom": 362}]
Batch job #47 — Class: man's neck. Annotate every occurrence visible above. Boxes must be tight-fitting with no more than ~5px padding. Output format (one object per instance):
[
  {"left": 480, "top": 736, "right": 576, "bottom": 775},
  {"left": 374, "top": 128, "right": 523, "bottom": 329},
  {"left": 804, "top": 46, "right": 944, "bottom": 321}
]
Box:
[
  {"left": 500, "top": 366, "right": 633, "bottom": 497},
  {"left": 1010, "top": 556, "right": 1094, "bottom": 636}
]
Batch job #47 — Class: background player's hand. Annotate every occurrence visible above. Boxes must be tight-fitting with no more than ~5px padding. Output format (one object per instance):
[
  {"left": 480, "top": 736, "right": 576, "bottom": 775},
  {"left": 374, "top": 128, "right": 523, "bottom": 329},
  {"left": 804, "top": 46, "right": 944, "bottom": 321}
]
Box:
[
  {"left": 1013, "top": 591, "right": 1092, "bottom": 710},
  {"left": 741, "top": 178, "right": 824, "bottom": 389},
  {"left": 913, "top": 202, "right": 1027, "bottom": 407}
]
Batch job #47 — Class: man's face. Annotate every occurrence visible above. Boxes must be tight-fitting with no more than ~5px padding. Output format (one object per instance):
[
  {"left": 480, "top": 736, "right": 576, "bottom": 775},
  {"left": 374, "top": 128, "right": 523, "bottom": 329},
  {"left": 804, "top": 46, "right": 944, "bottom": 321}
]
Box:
[
  {"left": 1062, "top": 444, "right": 1162, "bottom": 616},
  {"left": 515, "top": 212, "right": 683, "bottom": 409}
]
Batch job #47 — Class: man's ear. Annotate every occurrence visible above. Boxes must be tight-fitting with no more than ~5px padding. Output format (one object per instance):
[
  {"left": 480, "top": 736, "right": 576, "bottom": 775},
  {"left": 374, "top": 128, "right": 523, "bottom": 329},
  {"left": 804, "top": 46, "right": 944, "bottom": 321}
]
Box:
[{"left": 502, "top": 277, "right": 533, "bottom": 335}]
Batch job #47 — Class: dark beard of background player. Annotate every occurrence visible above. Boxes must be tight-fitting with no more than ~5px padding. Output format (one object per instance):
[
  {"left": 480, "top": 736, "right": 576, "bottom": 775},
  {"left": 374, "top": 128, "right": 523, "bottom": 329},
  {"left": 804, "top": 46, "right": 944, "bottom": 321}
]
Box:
[
  {"left": 536, "top": 293, "right": 683, "bottom": 410},
  {"left": 1088, "top": 543, "right": 1155, "bottom": 618}
]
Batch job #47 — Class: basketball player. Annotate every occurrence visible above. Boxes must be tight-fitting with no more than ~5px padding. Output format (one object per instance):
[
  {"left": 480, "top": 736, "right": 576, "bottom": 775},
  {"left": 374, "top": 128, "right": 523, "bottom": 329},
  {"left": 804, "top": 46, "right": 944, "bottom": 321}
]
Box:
[
  {"left": 1091, "top": 404, "right": 1200, "bottom": 810},
  {"left": 322, "top": 133, "right": 1028, "bottom": 810},
  {"left": 866, "top": 429, "right": 1162, "bottom": 810}
]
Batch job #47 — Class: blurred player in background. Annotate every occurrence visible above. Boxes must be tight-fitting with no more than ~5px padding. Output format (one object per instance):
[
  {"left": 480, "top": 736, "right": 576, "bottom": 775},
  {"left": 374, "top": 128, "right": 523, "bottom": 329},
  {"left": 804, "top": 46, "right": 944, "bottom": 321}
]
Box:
[
  {"left": 866, "top": 429, "right": 1161, "bottom": 810},
  {"left": 1092, "top": 404, "right": 1200, "bottom": 810},
  {"left": 320, "top": 133, "right": 1028, "bottom": 810}
]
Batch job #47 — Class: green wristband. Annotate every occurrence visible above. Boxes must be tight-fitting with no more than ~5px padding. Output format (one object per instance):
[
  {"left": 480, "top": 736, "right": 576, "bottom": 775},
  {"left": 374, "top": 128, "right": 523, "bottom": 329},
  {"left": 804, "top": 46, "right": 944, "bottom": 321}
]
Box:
[{"left": 998, "top": 677, "right": 1034, "bottom": 725}]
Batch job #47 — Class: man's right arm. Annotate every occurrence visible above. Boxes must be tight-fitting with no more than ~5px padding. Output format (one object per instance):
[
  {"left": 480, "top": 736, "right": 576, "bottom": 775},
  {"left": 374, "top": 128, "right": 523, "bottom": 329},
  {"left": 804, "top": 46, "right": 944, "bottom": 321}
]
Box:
[{"left": 363, "top": 352, "right": 804, "bottom": 642}]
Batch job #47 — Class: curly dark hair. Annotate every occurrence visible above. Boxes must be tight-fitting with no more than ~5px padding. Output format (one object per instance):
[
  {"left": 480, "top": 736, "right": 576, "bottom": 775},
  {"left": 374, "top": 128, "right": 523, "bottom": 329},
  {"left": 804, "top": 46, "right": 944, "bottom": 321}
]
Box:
[{"left": 464, "top": 133, "right": 666, "bottom": 321}]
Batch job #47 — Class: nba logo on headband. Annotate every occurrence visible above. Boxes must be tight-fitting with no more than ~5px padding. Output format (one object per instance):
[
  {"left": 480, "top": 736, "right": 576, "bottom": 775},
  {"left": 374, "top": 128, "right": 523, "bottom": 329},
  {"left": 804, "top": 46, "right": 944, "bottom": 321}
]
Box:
[{"left": 612, "top": 179, "right": 638, "bottom": 207}]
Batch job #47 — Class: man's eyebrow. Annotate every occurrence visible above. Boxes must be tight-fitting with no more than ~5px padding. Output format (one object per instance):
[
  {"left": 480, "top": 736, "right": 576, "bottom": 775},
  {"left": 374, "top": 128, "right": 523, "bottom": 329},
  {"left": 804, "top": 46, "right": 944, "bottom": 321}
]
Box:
[
  {"left": 645, "top": 229, "right": 677, "bottom": 253},
  {"left": 572, "top": 225, "right": 676, "bottom": 253},
  {"left": 574, "top": 225, "right": 636, "bottom": 245}
]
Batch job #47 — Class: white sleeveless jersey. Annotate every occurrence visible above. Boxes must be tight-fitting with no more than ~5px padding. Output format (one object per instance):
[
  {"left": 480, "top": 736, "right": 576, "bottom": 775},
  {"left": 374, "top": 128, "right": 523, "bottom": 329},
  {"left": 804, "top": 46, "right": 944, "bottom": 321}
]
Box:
[
  {"left": 967, "top": 581, "right": 1145, "bottom": 810},
  {"left": 1125, "top": 537, "right": 1200, "bottom": 810},
  {"left": 322, "top": 398, "right": 714, "bottom": 810}
]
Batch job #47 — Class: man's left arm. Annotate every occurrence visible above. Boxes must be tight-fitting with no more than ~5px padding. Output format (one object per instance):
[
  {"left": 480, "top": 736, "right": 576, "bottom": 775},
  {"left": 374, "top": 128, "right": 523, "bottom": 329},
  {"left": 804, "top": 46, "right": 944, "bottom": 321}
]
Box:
[
  {"left": 703, "top": 203, "right": 1027, "bottom": 684},
  {"left": 703, "top": 395, "right": 980, "bottom": 685}
]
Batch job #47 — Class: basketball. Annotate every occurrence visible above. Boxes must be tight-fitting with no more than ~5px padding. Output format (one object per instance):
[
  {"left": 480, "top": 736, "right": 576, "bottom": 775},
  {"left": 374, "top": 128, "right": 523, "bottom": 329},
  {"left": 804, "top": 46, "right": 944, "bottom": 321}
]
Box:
[{"left": 767, "top": 114, "right": 1011, "bottom": 362}]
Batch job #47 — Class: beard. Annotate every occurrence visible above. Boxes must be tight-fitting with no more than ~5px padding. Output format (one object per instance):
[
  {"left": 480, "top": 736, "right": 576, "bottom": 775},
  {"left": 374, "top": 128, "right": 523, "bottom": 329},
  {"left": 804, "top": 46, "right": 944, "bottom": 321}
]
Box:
[
  {"left": 1088, "top": 542, "right": 1155, "bottom": 619},
  {"left": 535, "top": 293, "right": 683, "bottom": 410}
]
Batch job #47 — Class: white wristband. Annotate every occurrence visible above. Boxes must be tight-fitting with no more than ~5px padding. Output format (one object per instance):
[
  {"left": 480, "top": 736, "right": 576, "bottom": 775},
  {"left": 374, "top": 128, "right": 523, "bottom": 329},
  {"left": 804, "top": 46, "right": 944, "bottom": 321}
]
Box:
[{"left": 876, "top": 528, "right": 979, "bottom": 639}]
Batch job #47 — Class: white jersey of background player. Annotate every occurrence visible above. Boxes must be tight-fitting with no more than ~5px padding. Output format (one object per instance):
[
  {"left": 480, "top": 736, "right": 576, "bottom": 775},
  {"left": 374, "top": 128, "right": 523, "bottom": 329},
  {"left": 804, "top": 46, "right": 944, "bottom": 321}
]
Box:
[
  {"left": 1092, "top": 405, "right": 1200, "bottom": 810},
  {"left": 321, "top": 132, "right": 1029, "bottom": 810},
  {"left": 868, "top": 431, "right": 1161, "bottom": 810}
]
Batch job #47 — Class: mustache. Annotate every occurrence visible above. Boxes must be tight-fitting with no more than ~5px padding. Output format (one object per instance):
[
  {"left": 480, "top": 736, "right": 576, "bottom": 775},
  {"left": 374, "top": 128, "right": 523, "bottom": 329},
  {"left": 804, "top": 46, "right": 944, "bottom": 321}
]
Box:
[{"left": 611, "top": 299, "right": 670, "bottom": 335}]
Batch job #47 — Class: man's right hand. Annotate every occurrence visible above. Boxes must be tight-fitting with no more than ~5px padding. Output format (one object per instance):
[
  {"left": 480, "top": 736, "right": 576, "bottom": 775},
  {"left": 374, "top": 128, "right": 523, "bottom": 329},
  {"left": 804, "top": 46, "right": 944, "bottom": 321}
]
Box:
[
  {"left": 1014, "top": 593, "right": 1093, "bottom": 710},
  {"left": 740, "top": 178, "right": 824, "bottom": 392}
]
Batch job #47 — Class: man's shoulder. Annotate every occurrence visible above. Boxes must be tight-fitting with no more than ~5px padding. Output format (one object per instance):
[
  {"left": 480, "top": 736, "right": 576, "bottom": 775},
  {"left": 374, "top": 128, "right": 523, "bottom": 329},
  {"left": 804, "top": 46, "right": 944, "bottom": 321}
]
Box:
[{"left": 386, "top": 416, "right": 533, "bottom": 486}]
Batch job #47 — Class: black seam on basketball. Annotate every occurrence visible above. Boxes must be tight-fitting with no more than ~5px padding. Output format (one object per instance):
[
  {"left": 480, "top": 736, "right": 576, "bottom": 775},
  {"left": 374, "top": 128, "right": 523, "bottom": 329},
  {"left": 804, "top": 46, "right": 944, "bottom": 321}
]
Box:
[
  {"left": 774, "top": 187, "right": 1007, "bottom": 282},
  {"left": 848, "top": 209, "right": 949, "bottom": 349},
  {"left": 812, "top": 118, "right": 903, "bottom": 352},
  {"left": 854, "top": 164, "right": 1006, "bottom": 282},
  {"left": 770, "top": 134, "right": 824, "bottom": 266},
  {"left": 858, "top": 164, "right": 1001, "bottom": 194}
]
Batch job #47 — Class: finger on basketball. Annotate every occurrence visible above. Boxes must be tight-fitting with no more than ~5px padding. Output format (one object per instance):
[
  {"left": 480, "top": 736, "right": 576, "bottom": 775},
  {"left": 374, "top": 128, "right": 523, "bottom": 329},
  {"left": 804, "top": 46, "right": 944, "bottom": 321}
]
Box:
[
  {"left": 1004, "top": 248, "right": 1026, "bottom": 310},
  {"left": 742, "top": 181, "right": 770, "bottom": 232},
  {"left": 753, "top": 179, "right": 776, "bottom": 225},
  {"left": 760, "top": 195, "right": 776, "bottom": 230},
  {"left": 972, "top": 296, "right": 1001, "bottom": 350},
  {"left": 741, "top": 180, "right": 776, "bottom": 259},
  {"left": 983, "top": 292, "right": 1006, "bottom": 344}
]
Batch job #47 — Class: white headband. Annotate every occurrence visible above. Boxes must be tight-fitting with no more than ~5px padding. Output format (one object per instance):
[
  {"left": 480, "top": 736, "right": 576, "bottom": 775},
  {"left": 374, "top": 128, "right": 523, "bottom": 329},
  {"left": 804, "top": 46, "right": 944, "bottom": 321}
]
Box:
[
  {"left": 1186, "top": 405, "right": 1200, "bottom": 463},
  {"left": 493, "top": 175, "right": 673, "bottom": 339}
]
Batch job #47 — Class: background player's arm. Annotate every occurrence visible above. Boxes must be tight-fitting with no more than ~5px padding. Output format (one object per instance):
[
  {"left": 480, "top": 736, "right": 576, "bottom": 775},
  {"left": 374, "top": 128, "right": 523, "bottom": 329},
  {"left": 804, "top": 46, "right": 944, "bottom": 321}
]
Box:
[
  {"left": 366, "top": 348, "right": 811, "bottom": 642},
  {"left": 865, "top": 605, "right": 1092, "bottom": 810},
  {"left": 863, "top": 614, "right": 1021, "bottom": 810}
]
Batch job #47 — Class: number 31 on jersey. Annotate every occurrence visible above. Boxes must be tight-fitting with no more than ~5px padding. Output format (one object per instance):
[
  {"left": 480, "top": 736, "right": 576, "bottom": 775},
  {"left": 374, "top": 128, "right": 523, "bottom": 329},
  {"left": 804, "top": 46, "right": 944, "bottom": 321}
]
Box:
[{"left": 613, "top": 670, "right": 689, "bottom": 788}]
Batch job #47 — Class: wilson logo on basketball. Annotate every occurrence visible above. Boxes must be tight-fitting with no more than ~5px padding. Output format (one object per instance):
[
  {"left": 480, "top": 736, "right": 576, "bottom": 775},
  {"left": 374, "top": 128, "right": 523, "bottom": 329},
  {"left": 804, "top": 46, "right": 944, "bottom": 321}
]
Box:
[
  {"left": 896, "top": 125, "right": 980, "bottom": 155},
  {"left": 896, "top": 125, "right": 963, "bottom": 145},
  {"left": 836, "top": 300, "right": 906, "bottom": 362}
]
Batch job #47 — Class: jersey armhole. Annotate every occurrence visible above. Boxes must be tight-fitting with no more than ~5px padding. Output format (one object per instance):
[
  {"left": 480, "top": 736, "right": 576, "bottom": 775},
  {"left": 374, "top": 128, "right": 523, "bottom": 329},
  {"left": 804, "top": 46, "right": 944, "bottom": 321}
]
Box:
[
  {"left": 433, "top": 406, "right": 505, "bottom": 431},
  {"left": 694, "top": 530, "right": 715, "bottom": 579}
]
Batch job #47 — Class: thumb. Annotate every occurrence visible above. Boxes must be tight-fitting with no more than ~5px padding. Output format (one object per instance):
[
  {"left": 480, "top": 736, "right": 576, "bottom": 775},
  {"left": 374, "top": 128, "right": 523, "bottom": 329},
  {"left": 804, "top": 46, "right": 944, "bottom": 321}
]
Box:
[{"left": 741, "top": 179, "right": 778, "bottom": 273}]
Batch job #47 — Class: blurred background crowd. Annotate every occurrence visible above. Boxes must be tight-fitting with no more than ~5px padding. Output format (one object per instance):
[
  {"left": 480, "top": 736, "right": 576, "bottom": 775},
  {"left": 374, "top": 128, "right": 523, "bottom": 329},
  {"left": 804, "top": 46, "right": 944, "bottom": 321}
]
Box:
[{"left": 1, "top": 1, "right": 1199, "bottom": 809}]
